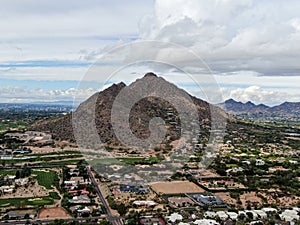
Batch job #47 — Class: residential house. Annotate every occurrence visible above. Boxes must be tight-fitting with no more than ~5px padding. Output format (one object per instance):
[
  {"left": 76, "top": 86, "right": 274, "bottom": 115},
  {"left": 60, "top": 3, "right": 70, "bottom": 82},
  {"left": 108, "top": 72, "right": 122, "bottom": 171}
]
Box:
[
  {"left": 167, "top": 212, "right": 183, "bottom": 223},
  {"left": 280, "top": 209, "right": 299, "bottom": 222},
  {"left": 15, "top": 178, "right": 29, "bottom": 186},
  {"left": 70, "top": 176, "right": 90, "bottom": 186},
  {"left": 0, "top": 185, "right": 15, "bottom": 194},
  {"left": 194, "top": 219, "right": 219, "bottom": 225},
  {"left": 70, "top": 206, "right": 91, "bottom": 217},
  {"left": 69, "top": 195, "right": 91, "bottom": 204},
  {"left": 189, "top": 193, "right": 225, "bottom": 207},
  {"left": 140, "top": 216, "right": 165, "bottom": 225},
  {"left": 119, "top": 184, "right": 148, "bottom": 194},
  {"left": 216, "top": 211, "right": 228, "bottom": 221},
  {"left": 133, "top": 200, "right": 157, "bottom": 207},
  {"left": 168, "top": 197, "right": 195, "bottom": 207},
  {"left": 255, "top": 159, "right": 265, "bottom": 166},
  {"left": 226, "top": 212, "right": 238, "bottom": 220},
  {"left": 4, "top": 210, "right": 36, "bottom": 220},
  {"left": 64, "top": 180, "right": 77, "bottom": 190},
  {"left": 68, "top": 189, "right": 90, "bottom": 196}
]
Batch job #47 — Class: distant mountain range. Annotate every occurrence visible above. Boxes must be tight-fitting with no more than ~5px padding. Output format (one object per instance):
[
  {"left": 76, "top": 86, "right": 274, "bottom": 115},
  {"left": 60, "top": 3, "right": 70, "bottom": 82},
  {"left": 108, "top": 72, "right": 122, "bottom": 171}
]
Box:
[{"left": 218, "top": 99, "right": 300, "bottom": 117}]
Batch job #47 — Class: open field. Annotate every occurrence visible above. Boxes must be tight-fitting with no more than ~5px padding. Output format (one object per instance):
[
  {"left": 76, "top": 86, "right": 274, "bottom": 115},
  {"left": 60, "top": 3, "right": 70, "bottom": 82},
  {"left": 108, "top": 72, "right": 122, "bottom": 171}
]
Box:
[
  {"left": 33, "top": 159, "right": 84, "bottom": 166},
  {"left": 38, "top": 207, "right": 72, "bottom": 219},
  {"left": 31, "top": 150, "right": 81, "bottom": 157},
  {"left": 117, "top": 157, "right": 161, "bottom": 164},
  {"left": 0, "top": 121, "right": 27, "bottom": 131},
  {"left": 90, "top": 157, "right": 161, "bottom": 166},
  {"left": 0, "top": 181, "right": 50, "bottom": 199},
  {"left": 0, "top": 196, "right": 53, "bottom": 208},
  {"left": 240, "top": 191, "right": 262, "bottom": 208},
  {"left": 27, "top": 146, "right": 79, "bottom": 154},
  {"left": 150, "top": 181, "right": 205, "bottom": 195},
  {"left": 49, "top": 192, "right": 61, "bottom": 200},
  {"left": 0, "top": 170, "right": 17, "bottom": 176},
  {"left": 214, "top": 192, "right": 237, "bottom": 206},
  {"left": 32, "top": 170, "right": 59, "bottom": 189}
]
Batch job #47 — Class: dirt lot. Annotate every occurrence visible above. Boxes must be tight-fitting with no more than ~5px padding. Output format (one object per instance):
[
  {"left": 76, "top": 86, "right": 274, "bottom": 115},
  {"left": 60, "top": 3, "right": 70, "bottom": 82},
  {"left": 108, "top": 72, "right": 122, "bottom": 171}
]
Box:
[
  {"left": 27, "top": 146, "right": 79, "bottom": 154},
  {"left": 38, "top": 207, "right": 72, "bottom": 219},
  {"left": 150, "top": 181, "right": 205, "bottom": 195},
  {"left": 0, "top": 181, "right": 49, "bottom": 199},
  {"left": 215, "top": 192, "right": 237, "bottom": 206},
  {"left": 240, "top": 191, "right": 262, "bottom": 208},
  {"left": 259, "top": 191, "right": 300, "bottom": 207}
]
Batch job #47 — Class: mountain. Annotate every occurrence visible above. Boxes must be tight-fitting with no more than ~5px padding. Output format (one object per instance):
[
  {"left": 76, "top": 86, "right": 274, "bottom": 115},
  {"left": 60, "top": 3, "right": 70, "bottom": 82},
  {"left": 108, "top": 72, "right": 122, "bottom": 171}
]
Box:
[
  {"left": 268, "top": 102, "right": 300, "bottom": 116},
  {"left": 218, "top": 99, "right": 269, "bottom": 114},
  {"left": 219, "top": 99, "right": 300, "bottom": 118},
  {"left": 32, "top": 73, "right": 228, "bottom": 146}
]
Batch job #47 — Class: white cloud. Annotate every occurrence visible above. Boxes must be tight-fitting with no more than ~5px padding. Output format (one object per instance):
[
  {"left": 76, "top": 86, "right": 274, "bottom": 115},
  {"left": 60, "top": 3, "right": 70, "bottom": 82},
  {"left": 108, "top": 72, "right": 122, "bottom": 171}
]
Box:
[
  {"left": 1, "top": 0, "right": 300, "bottom": 105},
  {"left": 0, "top": 86, "right": 99, "bottom": 103},
  {"left": 138, "top": 0, "right": 300, "bottom": 76},
  {"left": 219, "top": 85, "right": 300, "bottom": 106},
  {"left": 0, "top": 0, "right": 153, "bottom": 40}
]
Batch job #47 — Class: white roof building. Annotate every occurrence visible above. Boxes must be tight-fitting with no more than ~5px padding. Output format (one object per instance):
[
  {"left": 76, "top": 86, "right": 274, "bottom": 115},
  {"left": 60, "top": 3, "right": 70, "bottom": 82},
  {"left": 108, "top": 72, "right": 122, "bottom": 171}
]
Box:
[
  {"left": 133, "top": 200, "right": 157, "bottom": 207},
  {"left": 253, "top": 210, "right": 267, "bottom": 219},
  {"left": 261, "top": 207, "right": 277, "bottom": 213},
  {"left": 204, "top": 211, "right": 217, "bottom": 218},
  {"left": 6, "top": 175, "right": 16, "bottom": 180},
  {"left": 250, "top": 221, "right": 263, "bottom": 225},
  {"left": 77, "top": 206, "right": 91, "bottom": 213},
  {"left": 216, "top": 211, "right": 228, "bottom": 221},
  {"left": 204, "top": 211, "right": 216, "bottom": 218},
  {"left": 226, "top": 212, "right": 238, "bottom": 220},
  {"left": 280, "top": 209, "right": 299, "bottom": 222},
  {"left": 255, "top": 159, "right": 265, "bottom": 166},
  {"left": 167, "top": 212, "right": 183, "bottom": 223},
  {"left": 15, "top": 178, "right": 29, "bottom": 186},
  {"left": 194, "top": 219, "right": 219, "bottom": 225},
  {"left": 238, "top": 211, "right": 246, "bottom": 216}
]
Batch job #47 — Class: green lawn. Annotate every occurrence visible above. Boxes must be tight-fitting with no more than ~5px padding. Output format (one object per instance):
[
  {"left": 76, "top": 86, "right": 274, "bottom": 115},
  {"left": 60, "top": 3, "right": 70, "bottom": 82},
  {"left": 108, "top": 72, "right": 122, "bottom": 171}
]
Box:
[
  {"left": 0, "top": 196, "right": 53, "bottom": 208},
  {"left": 49, "top": 191, "right": 61, "bottom": 200},
  {"left": 31, "top": 150, "right": 81, "bottom": 157},
  {"left": 117, "top": 157, "right": 161, "bottom": 164},
  {"left": 0, "top": 121, "right": 28, "bottom": 131},
  {"left": 0, "top": 124, "right": 7, "bottom": 130},
  {"left": 33, "top": 159, "right": 84, "bottom": 166},
  {"left": 0, "top": 170, "right": 17, "bottom": 176},
  {"left": 32, "top": 170, "right": 59, "bottom": 189},
  {"left": 91, "top": 157, "right": 162, "bottom": 166}
]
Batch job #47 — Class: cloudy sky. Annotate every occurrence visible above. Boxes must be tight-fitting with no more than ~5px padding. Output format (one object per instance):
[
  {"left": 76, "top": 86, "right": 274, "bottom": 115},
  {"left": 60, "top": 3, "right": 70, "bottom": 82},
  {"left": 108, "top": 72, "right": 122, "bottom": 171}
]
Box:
[{"left": 1, "top": 0, "right": 300, "bottom": 105}]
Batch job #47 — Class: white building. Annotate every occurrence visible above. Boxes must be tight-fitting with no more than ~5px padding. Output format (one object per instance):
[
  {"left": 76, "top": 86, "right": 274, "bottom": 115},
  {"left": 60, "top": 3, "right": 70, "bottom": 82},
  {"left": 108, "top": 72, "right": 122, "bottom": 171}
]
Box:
[
  {"left": 216, "top": 211, "right": 228, "bottom": 221},
  {"left": 226, "top": 212, "right": 238, "bottom": 220},
  {"left": 204, "top": 211, "right": 216, "bottom": 218},
  {"left": 253, "top": 210, "right": 267, "bottom": 219},
  {"left": 194, "top": 219, "right": 219, "bottom": 225},
  {"left": 280, "top": 209, "right": 299, "bottom": 222},
  {"left": 167, "top": 212, "right": 183, "bottom": 223},
  {"left": 261, "top": 207, "right": 277, "bottom": 214},
  {"left": 255, "top": 159, "right": 265, "bottom": 166}
]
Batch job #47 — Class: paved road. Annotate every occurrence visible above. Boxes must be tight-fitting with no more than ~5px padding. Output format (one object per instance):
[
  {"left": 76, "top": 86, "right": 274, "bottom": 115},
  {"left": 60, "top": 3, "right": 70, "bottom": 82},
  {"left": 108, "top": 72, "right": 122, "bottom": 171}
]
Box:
[
  {"left": 0, "top": 215, "right": 121, "bottom": 225},
  {"left": 86, "top": 166, "right": 123, "bottom": 225}
]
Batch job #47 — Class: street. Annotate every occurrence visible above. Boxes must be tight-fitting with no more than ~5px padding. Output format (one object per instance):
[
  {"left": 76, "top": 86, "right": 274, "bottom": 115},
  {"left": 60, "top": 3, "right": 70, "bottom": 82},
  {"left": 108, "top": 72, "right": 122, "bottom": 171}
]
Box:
[{"left": 86, "top": 166, "right": 123, "bottom": 225}]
